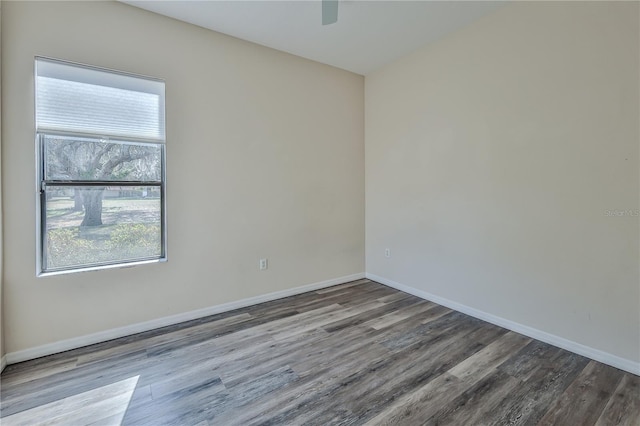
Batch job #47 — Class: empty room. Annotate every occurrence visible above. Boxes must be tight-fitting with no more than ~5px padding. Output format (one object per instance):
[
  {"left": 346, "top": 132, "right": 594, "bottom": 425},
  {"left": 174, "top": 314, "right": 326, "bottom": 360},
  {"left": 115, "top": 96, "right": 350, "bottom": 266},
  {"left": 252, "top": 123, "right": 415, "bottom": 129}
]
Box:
[{"left": 0, "top": 0, "right": 638, "bottom": 424}]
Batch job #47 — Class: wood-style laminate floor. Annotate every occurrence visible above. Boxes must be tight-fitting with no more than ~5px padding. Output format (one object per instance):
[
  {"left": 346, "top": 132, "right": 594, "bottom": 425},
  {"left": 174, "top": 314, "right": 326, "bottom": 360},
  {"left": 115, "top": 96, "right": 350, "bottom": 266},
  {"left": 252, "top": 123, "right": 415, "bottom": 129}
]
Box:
[{"left": 1, "top": 279, "right": 638, "bottom": 425}]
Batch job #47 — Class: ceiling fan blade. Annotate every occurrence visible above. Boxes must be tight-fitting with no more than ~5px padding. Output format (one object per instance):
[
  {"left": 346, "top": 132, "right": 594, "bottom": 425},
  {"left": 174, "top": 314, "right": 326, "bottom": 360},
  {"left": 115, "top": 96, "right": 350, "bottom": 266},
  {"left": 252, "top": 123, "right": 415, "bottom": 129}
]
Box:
[{"left": 322, "top": 0, "right": 338, "bottom": 25}]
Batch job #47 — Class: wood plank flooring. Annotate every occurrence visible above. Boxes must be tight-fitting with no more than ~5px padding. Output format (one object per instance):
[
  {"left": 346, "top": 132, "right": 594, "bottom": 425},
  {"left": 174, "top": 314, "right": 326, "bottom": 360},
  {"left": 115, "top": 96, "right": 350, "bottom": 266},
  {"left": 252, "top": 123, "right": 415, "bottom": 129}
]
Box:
[{"left": 1, "top": 279, "right": 638, "bottom": 425}]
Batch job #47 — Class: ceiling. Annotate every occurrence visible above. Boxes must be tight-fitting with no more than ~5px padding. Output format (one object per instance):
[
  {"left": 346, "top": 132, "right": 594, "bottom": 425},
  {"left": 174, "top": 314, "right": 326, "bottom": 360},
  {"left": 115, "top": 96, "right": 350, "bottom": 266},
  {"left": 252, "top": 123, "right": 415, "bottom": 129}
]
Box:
[{"left": 121, "top": 1, "right": 502, "bottom": 75}]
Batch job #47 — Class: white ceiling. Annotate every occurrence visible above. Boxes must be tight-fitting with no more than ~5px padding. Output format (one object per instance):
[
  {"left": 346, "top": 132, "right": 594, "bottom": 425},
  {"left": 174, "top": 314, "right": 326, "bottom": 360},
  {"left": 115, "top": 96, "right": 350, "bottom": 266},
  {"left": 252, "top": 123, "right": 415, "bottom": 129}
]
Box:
[{"left": 121, "top": 1, "right": 502, "bottom": 75}]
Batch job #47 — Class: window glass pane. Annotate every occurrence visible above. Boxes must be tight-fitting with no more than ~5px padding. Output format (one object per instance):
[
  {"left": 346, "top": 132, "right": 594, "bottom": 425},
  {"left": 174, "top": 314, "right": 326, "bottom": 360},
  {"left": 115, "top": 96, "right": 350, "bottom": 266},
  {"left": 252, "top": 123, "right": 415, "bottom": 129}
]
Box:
[
  {"left": 44, "top": 135, "right": 162, "bottom": 182},
  {"left": 44, "top": 186, "right": 162, "bottom": 270}
]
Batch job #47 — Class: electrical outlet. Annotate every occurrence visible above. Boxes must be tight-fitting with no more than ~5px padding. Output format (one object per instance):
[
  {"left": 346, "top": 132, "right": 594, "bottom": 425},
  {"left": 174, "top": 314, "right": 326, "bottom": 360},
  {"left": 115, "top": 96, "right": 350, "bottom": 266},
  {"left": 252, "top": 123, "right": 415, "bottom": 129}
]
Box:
[
  {"left": 259, "top": 258, "right": 268, "bottom": 270},
  {"left": 384, "top": 248, "right": 391, "bottom": 258}
]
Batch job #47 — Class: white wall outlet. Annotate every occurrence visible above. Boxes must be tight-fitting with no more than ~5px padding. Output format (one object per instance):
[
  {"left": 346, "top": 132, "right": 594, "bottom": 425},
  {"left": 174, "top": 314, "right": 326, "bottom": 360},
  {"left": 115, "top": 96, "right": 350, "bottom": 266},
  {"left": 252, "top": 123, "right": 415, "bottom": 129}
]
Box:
[
  {"left": 259, "top": 258, "right": 268, "bottom": 270},
  {"left": 384, "top": 248, "right": 391, "bottom": 258}
]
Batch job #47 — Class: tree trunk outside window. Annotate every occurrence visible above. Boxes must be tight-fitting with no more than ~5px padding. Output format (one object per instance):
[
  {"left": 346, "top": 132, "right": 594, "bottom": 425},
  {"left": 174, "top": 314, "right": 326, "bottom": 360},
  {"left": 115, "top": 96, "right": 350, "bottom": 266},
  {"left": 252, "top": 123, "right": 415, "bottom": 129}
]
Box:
[{"left": 80, "top": 188, "right": 105, "bottom": 226}]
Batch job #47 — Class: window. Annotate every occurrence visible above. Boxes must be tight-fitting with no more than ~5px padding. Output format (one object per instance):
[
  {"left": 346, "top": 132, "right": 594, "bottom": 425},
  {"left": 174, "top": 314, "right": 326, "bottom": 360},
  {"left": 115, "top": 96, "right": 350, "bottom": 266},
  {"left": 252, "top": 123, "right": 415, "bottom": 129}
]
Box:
[{"left": 35, "top": 57, "right": 166, "bottom": 275}]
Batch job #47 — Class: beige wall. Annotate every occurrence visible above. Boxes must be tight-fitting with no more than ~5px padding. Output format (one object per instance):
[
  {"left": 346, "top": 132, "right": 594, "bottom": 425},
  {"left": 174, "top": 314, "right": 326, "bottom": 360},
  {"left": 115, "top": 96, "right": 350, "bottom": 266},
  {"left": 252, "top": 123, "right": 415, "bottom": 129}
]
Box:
[
  {"left": 366, "top": 2, "right": 639, "bottom": 363},
  {"left": 0, "top": 0, "right": 4, "bottom": 365},
  {"left": 2, "top": 1, "right": 364, "bottom": 353}
]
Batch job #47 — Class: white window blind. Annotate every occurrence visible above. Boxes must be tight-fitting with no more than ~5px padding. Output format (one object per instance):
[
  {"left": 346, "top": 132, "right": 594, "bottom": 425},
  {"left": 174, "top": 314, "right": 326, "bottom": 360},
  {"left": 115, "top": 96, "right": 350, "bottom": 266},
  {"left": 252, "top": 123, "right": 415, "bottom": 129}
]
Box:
[{"left": 35, "top": 57, "right": 165, "bottom": 142}]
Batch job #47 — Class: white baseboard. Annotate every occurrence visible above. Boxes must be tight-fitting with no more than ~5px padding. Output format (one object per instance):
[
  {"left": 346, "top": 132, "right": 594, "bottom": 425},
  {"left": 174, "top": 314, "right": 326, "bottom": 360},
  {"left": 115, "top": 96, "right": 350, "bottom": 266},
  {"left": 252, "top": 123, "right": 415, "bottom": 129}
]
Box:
[
  {"left": 1, "top": 355, "right": 6, "bottom": 373},
  {"left": 366, "top": 273, "right": 640, "bottom": 376},
  {"left": 5, "top": 272, "right": 365, "bottom": 365}
]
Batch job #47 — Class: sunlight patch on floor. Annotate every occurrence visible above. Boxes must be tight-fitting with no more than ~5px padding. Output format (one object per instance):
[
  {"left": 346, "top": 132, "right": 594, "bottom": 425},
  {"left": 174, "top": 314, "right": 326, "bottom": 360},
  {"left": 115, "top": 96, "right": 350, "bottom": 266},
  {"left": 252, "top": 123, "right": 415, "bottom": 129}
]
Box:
[{"left": 2, "top": 375, "right": 139, "bottom": 426}]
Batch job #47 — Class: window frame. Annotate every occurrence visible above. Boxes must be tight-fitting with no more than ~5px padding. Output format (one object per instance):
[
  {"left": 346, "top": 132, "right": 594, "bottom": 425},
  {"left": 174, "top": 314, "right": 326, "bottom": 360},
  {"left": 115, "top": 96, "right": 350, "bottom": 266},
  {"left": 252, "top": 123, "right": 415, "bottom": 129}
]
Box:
[{"left": 35, "top": 58, "right": 167, "bottom": 276}]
